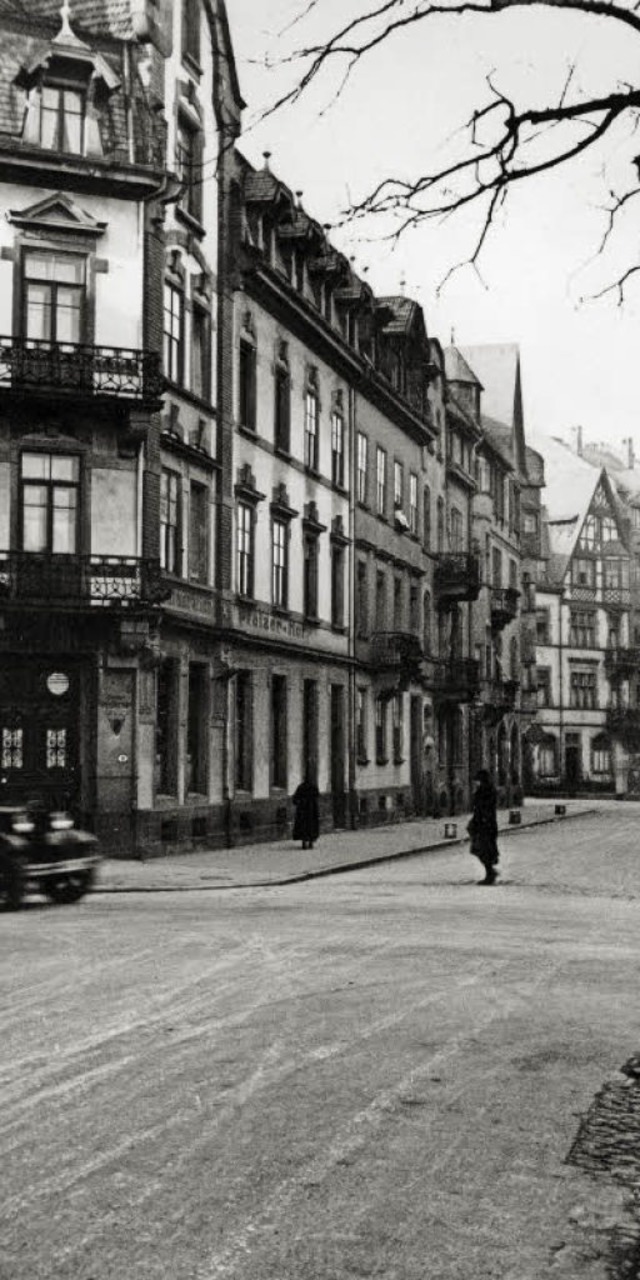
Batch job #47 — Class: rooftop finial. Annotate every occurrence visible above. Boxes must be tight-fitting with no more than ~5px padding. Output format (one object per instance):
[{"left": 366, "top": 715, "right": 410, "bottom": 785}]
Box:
[
  {"left": 53, "top": 0, "right": 86, "bottom": 46},
  {"left": 450, "top": 326, "right": 456, "bottom": 344},
  {"left": 263, "top": 151, "right": 272, "bottom": 171},
  {"left": 399, "top": 273, "right": 406, "bottom": 296},
  {"left": 296, "top": 190, "right": 303, "bottom": 207}
]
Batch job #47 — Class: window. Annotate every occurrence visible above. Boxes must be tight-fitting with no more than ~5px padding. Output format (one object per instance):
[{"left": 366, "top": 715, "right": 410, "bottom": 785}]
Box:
[
  {"left": 356, "top": 688, "right": 368, "bottom": 762},
  {"left": 423, "top": 486, "right": 431, "bottom": 551},
  {"left": 409, "top": 474, "right": 418, "bottom": 535},
  {"left": 239, "top": 339, "right": 257, "bottom": 431},
  {"left": 450, "top": 507, "right": 463, "bottom": 552},
  {"left": 509, "top": 636, "right": 518, "bottom": 680},
  {"left": 191, "top": 305, "right": 210, "bottom": 400},
  {"left": 160, "top": 470, "right": 181, "bottom": 574},
  {"left": 234, "top": 672, "right": 253, "bottom": 791},
  {"left": 523, "top": 511, "right": 538, "bottom": 535},
  {"left": 237, "top": 502, "right": 253, "bottom": 597},
  {"left": 39, "top": 83, "right": 84, "bottom": 154},
  {"left": 409, "top": 585, "right": 419, "bottom": 631},
  {"left": 20, "top": 452, "right": 79, "bottom": 554},
  {"left": 570, "top": 669, "right": 597, "bottom": 709},
  {"left": 592, "top": 733, "right": 611, "bottom": 776},
  {"left": 394, "top": 461, "right": 403, "bottom": 508},
  {"left": 331, "top": 543, "right": 345, "bottom": 628},
  {"left": 163, "top": 281, "right": 184, "bottom": 384},
  {"left": 538, "top": 734, "right": 557, "bottom": 778},
  {"left": 187, "top": 664, "right": 207, "bottom": 794},
  {"left": 274, "top": 362, "right": 291, "bottom": 453},
  {"left": 509, "top": 558, "right": 518, "bottom": 590},
  {"left": 357, "top": 432, "right": 368, "bottom": 504},
  {"left": 177, "top": 118, "right": 202, "bottom": 223},
  {"left": 572, "top": 558, "right": 595, "bottom": 588},
  {"left": 376, "top": 447, "right": 387, "bottom": 516},
  {"left": 272, "top": 518, "right": 288, "bottom": 608},
  {"left": 23, "top": 251, "right": 85, "bottom": 343},
  {"left": 156, "top": 659, "right": 178, "bottom": 795},
  {"left": 492, "top": 547, "right": 502, "bottom": 587},
  {"left": 436, "top": 496, "right": 444, "bottom": 551},
  {"left": 189, "top": 482, "right": 208, "bottom": 583},
  {"left": 375, "top": 697, "right": 388, "bottom": 763},
  {"left": 570, "top": 610, "right": 596, "bottom": 648},
  {"left": 356, "top": 560, "right": 368, "bottom": 637},
  {"left": 305, "top": 388, "right": 319, "bottom": 470},
  {"left": 392, "top": 694, "right": 404, "bottom": 763},
  {"left": 604, "top": 559, "right": 627, "bottom": 590},
  {"left": 536, "top": 667, "right": 552, "bottom": 708},
  {"left": 375, "top": 569, "right": 386, "bottom": 630},
  {"left": 181, "top": 0, "right": 201, "bottom": 63},
  {"left": 423, "top": 590, "right": 432, "bottom": 654},
  {"left": 303, "top": 533, "right": 319, "bottom": 620},
  {"left": 271, "top": 675, "right": 288, "bottom": 788},
  {"left": 331, "top": 411, "right": 345, "bottom": 488},
  {"left": 393, "top": 576, "right": 403, "bottom": 630},
  {"left": 302, "top": 680, "right": 319, "bottom": 782},
  {"left": 536, "top": 608, "right": 550, "bottom": 644}
]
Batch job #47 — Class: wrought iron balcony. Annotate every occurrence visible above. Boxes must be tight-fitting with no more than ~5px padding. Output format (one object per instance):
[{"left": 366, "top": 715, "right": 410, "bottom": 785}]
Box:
[
  {"left": 604, "top": 647, "right": 640, "bottom": 679},
  {"left": 433, "top": 552, "right": 481, "bottom": 607},
  {"left": 480, "top": 677, "right": 519, "bottom": 724},
  {"left": 430, "top": 657, "right": 480, "bottom": 703},
  {"left": 0, "top": 337, "right": 164, "bottom": 405},
  {"left": 490, "top": 586, "right": 520, "bottom": 630},
  {"left": 0, "top": 552, "right": 166, "bottom": 607},
  {"left": 370, "top": 631, "right": 424, "bottom": 672}
]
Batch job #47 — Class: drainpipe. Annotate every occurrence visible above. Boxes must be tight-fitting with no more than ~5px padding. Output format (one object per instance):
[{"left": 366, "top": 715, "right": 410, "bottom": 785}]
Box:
[{"left": 347, "top": 383, "right": 357, "bottom": 827}]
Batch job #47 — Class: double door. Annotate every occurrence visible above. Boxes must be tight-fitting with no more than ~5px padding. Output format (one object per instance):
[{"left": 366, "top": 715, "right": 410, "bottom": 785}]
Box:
[{"left": 0, "top": 662, "right": 80, "bottom": 810}]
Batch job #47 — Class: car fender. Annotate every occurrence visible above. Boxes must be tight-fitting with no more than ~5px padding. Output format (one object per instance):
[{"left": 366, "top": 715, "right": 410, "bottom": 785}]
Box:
[
  {"left": 0, "top": 833, "right": 30, "bottom": 855},
  {"left": 44, "top": 830, "right": 99, "bottom": 851}
]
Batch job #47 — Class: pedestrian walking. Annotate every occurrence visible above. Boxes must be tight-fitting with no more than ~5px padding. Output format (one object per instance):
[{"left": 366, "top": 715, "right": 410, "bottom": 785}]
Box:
[
  {"left": 291, "top": 772, "right": 320, "bottom": 850},
  {"left": 467, "top": 769, "right": 500, "bottom": 885}
]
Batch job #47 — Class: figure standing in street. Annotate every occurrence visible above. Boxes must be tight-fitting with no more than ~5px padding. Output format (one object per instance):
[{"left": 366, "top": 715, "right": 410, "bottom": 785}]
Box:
[
  {"left": 467, "top": 769, "right": 500, "bottom": 885},
  {"left": 292, "top": 772, "right": 320, "bottom": 850}
]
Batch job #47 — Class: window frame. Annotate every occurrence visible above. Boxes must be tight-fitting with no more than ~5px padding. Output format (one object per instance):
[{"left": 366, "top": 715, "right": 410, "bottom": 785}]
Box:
[
  {"left": 160, "top": 468, "right": 182, "bottom": 575},
  {"left": 271, "top": 516, "right": 289, "bottom": 610},
  {"left": 376, "top": 446, "right": 387, "bottom": 517},
  {"left": 19, "top": 450, "right": 80, "bottom": 555},
  {"left": 163, "top": 280, "right": 185, "bottom": 386},
  {"left": 236, "top": 500, "right": 254, "bottom": 598}
]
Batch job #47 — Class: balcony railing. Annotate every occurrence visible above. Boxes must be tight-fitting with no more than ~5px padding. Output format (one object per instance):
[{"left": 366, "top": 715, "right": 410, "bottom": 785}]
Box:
[
  {"left": 430, "top": 657, "right": 480, "bottom": 703},
  {"left": 433, "top": 552, "right": 481, "bottom": 607},
  {"left": 604, "top": 647, "right": 640, "bottom": 679},
  {"left": 490, "top": 586, "right": 520, "bottom": 630},
  {"left": 0, "top": 553, "right": 166, "bottom": 607},
  {"left": 370, "top": 631, "right": 424, "bottom": 671},
  {"left": 0, "top": 337, "right": 164, "bottom": 404},
  {"left": 481, "top": 677, "right": 519, "bottom": 724}
]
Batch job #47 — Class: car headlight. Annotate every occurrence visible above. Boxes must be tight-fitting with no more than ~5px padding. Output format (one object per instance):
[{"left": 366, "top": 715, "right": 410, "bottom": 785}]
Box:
[
  {"left": 11, "top": 814, "right": 34, "bottom": 834},
  {"left": 50, "top": 812, "right": 75, "bottom": 832}
]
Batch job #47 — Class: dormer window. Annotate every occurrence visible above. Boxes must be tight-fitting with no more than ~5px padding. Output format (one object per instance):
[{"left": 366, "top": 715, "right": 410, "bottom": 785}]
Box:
[{"left": 40, "top": 83, "right": 85, "bottom": 153}]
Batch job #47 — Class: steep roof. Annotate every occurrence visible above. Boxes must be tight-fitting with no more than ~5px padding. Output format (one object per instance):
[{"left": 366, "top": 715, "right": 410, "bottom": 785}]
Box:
[
  {"left": 532, "top": 434, "right": 614, "bottom": 586},
  {"left": 459, "top": 343, "right": 520, "bottom": 427},
  {"left": 444, "top": 345, "right": 482, "bottom": 386}
]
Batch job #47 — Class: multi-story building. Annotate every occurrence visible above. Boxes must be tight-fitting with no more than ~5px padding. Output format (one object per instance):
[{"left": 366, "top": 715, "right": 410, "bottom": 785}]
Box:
[{"left": 531, "top": 437, "right": 635, "bottom": 795}]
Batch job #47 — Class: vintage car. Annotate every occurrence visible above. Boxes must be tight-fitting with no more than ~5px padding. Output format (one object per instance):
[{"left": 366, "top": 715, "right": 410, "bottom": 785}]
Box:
[{"left": 0, "top": 802, "right": 99, "bottom": 909}]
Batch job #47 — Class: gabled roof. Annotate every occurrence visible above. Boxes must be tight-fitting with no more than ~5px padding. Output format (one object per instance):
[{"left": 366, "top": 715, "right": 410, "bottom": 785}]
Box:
[
  {"left": 444, "top": 345, "right": 482, "bottom": 387},
  {"left": 459, "top": 343, "right": 520, "bottom": 426},
  {"left": 480, "top": 414, "right": 514, "bottom": 469},
  {"left": 533, "top": 434, "right": 624, "bottom": 585}
]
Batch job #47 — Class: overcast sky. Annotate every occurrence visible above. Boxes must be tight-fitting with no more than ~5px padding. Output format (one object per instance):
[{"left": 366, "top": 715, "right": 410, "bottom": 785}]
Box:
[{"left": 226, "top": 0, "right": 640, "bottom": 459}]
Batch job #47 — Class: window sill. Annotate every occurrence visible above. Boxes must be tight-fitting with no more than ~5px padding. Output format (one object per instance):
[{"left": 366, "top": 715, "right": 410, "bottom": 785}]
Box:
[
  {"left": 164, "top": 382, "right": 216, "bottom": 415},
  {"left": 274, "top": 444, "right": 291, "bottom": 460},
  {"left": 182, "top": 51, "right": 203, "bottom": 79},
  {"left": 303, "top": 614, "right": 321, "bottom": 628},
  {"left": 357, "top": 501, "right": 371, "bottom": 512},
  {"left": 304, "top": 464, "right": 321, "bottom": 479},
  {"left": 237, "top": 422, "right": 258, "bottom": 439},
  {"left": 331, "top": 623, "right": 347, "bottom": 634},
  {"left": 393, "top": 756, "right": 405, "bottom": 766},
  {"left": 376, "top": 757, "right": 389, "bottom": 766},
  {"left": 357, "top": 756, "right": 370, "bottom": 767},
  {"left": 175, "top": 205, "right": 205, "bottom": 240}
]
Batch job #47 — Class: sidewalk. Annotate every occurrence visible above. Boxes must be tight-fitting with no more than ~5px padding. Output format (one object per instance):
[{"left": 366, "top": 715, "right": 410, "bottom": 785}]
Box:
[{"left": 97, "top": 798, "right": 600, "bottom": 894}]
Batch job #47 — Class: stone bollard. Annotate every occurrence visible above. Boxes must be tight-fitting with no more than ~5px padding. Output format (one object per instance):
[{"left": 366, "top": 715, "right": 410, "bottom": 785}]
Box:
[
  {"left": 508, "top": 809, "right": 521, "bottom": 825},
  {"left": 444, "top": 822, "right": 457, "bottom": 839},
  {"left": 554, "top": 803, "right": 566, "bottom": 816}
]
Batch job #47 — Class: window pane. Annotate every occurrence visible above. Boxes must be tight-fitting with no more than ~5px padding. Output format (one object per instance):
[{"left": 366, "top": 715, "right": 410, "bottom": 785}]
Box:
[
  {"left": 21, "top": 453, "right": 50, "bottom": 479},
  {"left": 55, "top": 286, "right": 82, "bottom": 342},
  {"left": 52, "top": 490, "right": 77, "bottom": 553},
  {"left": 51, "top": 456, "right": 79, "bottom": 482},
  {"left": 25, "top": 283, "right": 52, "bottom": 341},
  {"left": 22, "top": 485, "right": 48, "bottom": 552}
]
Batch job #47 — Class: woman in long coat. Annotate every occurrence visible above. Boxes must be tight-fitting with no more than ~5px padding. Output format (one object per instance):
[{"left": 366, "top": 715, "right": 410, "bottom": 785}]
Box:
[
  {"left": 467, "top": 769, "right": 500, "bottom": 884},
  {"left": 292, "top": 773, "right": 320, "bottom": 850}
]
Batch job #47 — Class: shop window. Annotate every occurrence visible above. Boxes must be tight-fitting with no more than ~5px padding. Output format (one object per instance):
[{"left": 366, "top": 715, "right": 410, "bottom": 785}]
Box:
[
  {"left": 237, "top": 501, "right": 254, "bottom": 598},
  {"left": 160, "top": 470, "right": 181, "bottom": 575},
  {"left": 23, "top": 251, "right": 85, "bottom": 343},
  {"left": 234, "top": 672, "right": 253, "bottom": 791},
  {"left": 271, "top": 675, "right": 288, "bottom": 788},
  {"left": 20, "top": 452, "right": 79, "bottom": 554},
  {"left": 238, "top": 338, "right": 257, "bottom": 431},
  {"left": 189, "top": 482, "right": 208, "bottom": 583},
  {"left": 163, "top": 281, "right": 184, "bottom": 384},
  {"left": 187, "top": 664, "right": 207, "bottom": 794},
  {"left": 302, "top": 680, "right": 318, "bottom": 782},
  {"left": 538, "top": 734, "right": 557, "bottom": 777},
  {"left": 156, "top": 660, "right": 178, "bottom": 795}
]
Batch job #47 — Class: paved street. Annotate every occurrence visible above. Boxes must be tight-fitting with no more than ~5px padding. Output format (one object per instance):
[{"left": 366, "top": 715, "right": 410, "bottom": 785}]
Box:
[{"left": 3, "top": 810, "right": 640, "bottom": 1279}]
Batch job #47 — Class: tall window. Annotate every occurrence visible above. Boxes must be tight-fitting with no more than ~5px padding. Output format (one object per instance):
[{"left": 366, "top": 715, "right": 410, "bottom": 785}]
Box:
[
  {"left": 409, "top": 474, "right": 418, "bottom": 535},
  {"left": 394, "top": 460, "right": 403, "bottom": 508},
  {"left": 356, "top": 560, "right": 368, "bottom": 637},
  {"left": 24, "top": 251, "right": 85, "bottom": 343},
  {"left": 160, "top": 470, "right": 181, "bottom": 574},
  {"left": 181, "top": 0, "right": 201, "bottom": 63},
  {"left": 450, "top": 507, "right": 463, "bottom": 552},
  {"left": 423, "top": 486, "right": 431, "bottom": 551},
  {"left": 303, "top": 680, "right": 319, "bottom": 782},
  {"left": 20, "top": 452, "right": 79, "bottom": 553},
  {"left": 305, "top": 386, "right": 319, "bottom": 470},
  {"left": 39, "top": 84, "right": 84, "bottom": 154},
  {"left": 274, "top": 361, "right": 291, "bottom": 453},
  {"left": 272, "top": 518, "right": 288, "bottom": 608},
  {"left": 271, "top": 675, "right": 288, "bottom": 787},
  {"left": 177, "top": 118, "right": 202, "bottom": 222},
  {"left": 570, "top": 610, "right": 596, "bottom": 648},
  {"left": 538, "top": 734, "right": 557, "bottom": 777},
  {"left": 303, "top": 533, "right": 319, "bottom": 619},
  {"left": 492, "top": 547, "right": 502, "bottom": 587},
  {"left": 356, "top": 688, "right": 368, "bottom": 762},
  {"left": 187, "top": 664, "right": 207, "bottom": 794},
  {"left": 375, "top": 569, "right": 386, "bottom": 630},
  {"left": 536, "top": 608, "right": 550, "bottom": 644},
  {"left": 357, "top": 432, "right": 368, "bottom": 504},
  {"left": 536, "top": 667, "right": 552, "bottom": 709},
  {"left": 237, "top": 502, "right": 253, "bottom": 597},
  {"left": 570, "top": 670, "right": 597, "bottom": 709},
  {"left": 423, "top": 590, "right": 432, "bottom": 654},
  {"left": 331, "top": 544, "right": 345, "bottom": 628},
  {"left": 592, "top": 733, "right": 611, "bottom": 776},
  {"left": 392, "top": 694, "right": 404, "bottom": 763},
  {"left": 375, "top": 698, "right": 388, "bottom": 763},
  {"left": 189, "top": 482, "right": 208, "bottom": 583},
  {"left": 331, "top": 411, "right": 345, "bottom": 487},
  {"left": 156, "top": 660, "right": 177, "bottom": 795},
  {"left": 376, "top": 447, "right": 387, "bottom": 515},
  {"left": 235, "top": 672, "right": 253, "bottom": 791},
  {"left": 393, "top": 576, "right": 403, "bottom": 629},
  {"left": 409, "top": 584, "right": 419, "bottom": 631},
  {"left": 191, "top": 305, "right": 210, "bottom": 400},
  {"left": 572, "top": 558, "right": 595, "bottom": 588},
  {"left": 436, "top": 496, "right": 444, "bottom": 551},
  {"left": 239, "top": 339, "right": 257, "bottom": 431},
  {"left": 163, "top": 281, "right": 184, "bottom": 384}
]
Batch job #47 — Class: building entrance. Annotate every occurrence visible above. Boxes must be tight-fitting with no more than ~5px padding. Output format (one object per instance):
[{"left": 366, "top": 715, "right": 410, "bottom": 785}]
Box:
[{"left": 0, "top": 661, "right": 81, "bottom": 810}]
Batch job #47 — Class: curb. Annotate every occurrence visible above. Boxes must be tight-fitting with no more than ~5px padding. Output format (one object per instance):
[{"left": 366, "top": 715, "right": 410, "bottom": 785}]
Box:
[{"left": 95, "top": 808, "right": 597, "bottom": 896}]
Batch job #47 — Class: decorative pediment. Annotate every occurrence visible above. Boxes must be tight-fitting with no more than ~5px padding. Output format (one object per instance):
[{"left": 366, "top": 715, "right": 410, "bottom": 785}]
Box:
[
  {"left": 271, "top": 483, "right": 298, "bottom": 520},
  {"left": 7, "top": 193, "right": 107, "bottom": 238}
]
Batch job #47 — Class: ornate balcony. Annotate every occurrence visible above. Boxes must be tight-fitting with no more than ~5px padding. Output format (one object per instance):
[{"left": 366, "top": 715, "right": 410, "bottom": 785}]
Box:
[
  {"left": 490, "top": 586, "right": 520, "bottom": 630},
  {"left": 433, "top": 552, "right": 481, "bottom": 608},
  {"left": 0, "top": 553, "right": 167, "bottom": 607},
  {"left": 604, "top": 647, "right": 640, "bottom": 680},
  {"left": 0, "top": 337, "right": 164, "bottom": 406},
  {"left": 430, "top": 657, "right": 480, "bottom": 703},
  {"left": 481, "top": 677, "right": 519, "bottom": 725},
  {"left": 370, "top": 631, "right": 424, "bottom": 672}
]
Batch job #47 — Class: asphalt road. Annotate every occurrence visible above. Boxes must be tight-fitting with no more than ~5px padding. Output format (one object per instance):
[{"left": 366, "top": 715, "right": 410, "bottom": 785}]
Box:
[{"left": 3, "top": 812, "right": 640, "bottom": 1280}]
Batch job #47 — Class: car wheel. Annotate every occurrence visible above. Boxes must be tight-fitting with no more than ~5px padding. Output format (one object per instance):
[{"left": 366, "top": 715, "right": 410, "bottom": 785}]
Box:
[{"left": 45, "top": 869, "right": 95, "bottom": 905}]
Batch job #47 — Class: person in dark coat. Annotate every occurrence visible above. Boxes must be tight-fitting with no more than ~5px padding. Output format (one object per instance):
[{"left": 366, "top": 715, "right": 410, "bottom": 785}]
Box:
[
  {"left": 292, "top": 773, "right": 320, "bottom": 850},
  {"left": 467, "top": 769, "right": 500, "bottom": 884}
]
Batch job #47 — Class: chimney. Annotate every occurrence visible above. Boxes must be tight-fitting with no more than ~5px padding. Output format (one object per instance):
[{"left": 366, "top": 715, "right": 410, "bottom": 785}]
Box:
[
  {"left": 572, "top": 425, "right": 583, "bottom": 457},
  {"left": 623, "top": 436, "right": 635, "bottom": 469}
]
